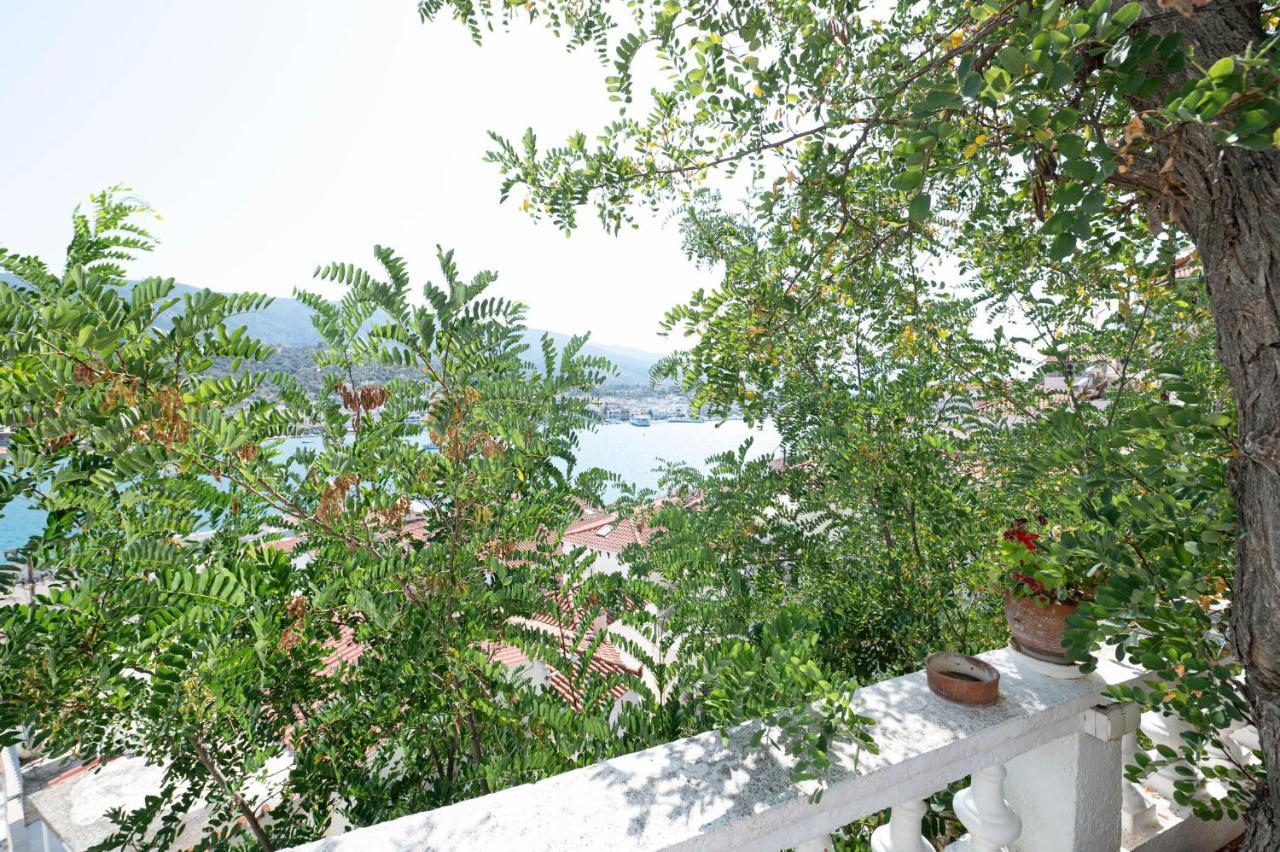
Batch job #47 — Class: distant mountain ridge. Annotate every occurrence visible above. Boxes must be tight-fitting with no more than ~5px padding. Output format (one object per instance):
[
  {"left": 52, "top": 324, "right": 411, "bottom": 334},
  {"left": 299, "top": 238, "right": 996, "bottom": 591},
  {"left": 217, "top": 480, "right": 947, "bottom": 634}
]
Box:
[
  {"left": 1, "top": 275, "right": 665, "bottom": 386},
  {"left": 165, "top": 283, "right": 666, "bottom": 386}
]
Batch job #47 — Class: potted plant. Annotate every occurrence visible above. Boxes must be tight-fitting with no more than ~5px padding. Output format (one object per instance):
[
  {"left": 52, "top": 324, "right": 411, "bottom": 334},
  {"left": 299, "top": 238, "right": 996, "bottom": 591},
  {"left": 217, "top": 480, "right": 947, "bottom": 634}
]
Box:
[{"left": 998, "top": 515, "right": 1094, "bottom": 666}]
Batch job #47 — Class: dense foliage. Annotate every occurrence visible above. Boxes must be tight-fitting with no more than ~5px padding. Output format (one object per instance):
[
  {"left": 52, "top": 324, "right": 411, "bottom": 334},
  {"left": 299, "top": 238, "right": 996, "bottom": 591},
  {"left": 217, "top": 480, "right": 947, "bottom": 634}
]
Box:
[
  {"left": 417, "top": 0, "right": 1279, "bottom": 843},
  {"left": 0, "top": 191, "right": 874, "bottom": 849}
]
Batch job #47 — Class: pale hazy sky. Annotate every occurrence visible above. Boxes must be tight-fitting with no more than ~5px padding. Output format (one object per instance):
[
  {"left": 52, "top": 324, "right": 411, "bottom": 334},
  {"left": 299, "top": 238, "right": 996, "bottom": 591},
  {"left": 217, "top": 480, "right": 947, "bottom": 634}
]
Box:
[{"left": 0, "top": 1, "right": 720, "bottom": 353}]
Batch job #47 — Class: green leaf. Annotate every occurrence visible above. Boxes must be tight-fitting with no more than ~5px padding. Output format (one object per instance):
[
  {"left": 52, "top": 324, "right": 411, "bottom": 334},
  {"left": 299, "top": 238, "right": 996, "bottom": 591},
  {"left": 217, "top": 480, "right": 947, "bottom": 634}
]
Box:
[
  {"left": 997, "top": 46, "right": 1026, "bottom": 76},
  {"left": 1112, "top": 3, "right": 1142, "bottom": 28},
  {"left": 891, "top": 170, "right": 924, "bottom": 192},
  {"left": 1207, "top": 57, "right": 1234, "bottom": 81},
  {"left": 1049, "top": 232, "right": 1077, "bottom": 260},
  {"left": 1052, "top": 107, "right": 1081, "bottom": 132},
  {"left": 908, "top": 193, "right": 932, "bottom": 223},
  {"left": 983, "top": 66, "right": 1012, "bottom": 94},
  {"left": 1062, "top": 158, "right": 1099, "bottom": 183},
  {"left": 1057, "top": 134, "right": 1087, "bottom": 160},
  {"left": 920, "top": 89, "right": 962, "bottom": 111}
]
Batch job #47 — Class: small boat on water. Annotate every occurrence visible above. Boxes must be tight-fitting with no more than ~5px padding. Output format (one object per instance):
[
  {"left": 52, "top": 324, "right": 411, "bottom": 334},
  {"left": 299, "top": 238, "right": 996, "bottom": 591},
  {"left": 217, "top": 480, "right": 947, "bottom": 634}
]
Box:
[{"left": 630, "top": 415, "right": 651, "bottom": 427}]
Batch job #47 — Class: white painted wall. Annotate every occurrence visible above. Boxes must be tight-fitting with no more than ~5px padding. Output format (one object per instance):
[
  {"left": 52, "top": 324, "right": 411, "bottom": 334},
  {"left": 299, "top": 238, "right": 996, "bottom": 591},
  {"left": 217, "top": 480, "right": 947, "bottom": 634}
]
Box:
[{"left": 1006, "top": 730, "right": 1121, "bottom": 852}]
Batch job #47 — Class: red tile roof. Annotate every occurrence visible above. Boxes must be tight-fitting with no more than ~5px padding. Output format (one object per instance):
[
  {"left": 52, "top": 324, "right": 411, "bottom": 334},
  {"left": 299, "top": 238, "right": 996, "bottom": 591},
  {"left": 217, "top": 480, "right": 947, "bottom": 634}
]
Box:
[
  {"left": 973, "top": 389, "right": 1074, "bottom": 416},
  {"left": 562, "top": 517, "right": 648, "bottom": 554},
  {"left": 564, "top": 500, "right": 616, "bottom": 536},
  {"left": 261, "top": 502, "right": 672, "bottom": 708},
  {"left": 1173, "top": 252, "right": 1199, "bottom": 279},
  {"left": 561, "top": 493, "right": 701, "bottom": 555},
  {"left": 46, "top": 758, "right": 101, "bottom": 786},
  {"left": 546, "top": 673, "right": 634, "bottom": 711},
  {"left": 319, "top": 624, "right": 364, "bottom": 677},
  {"left": 481, "top": 641, "right": 533, "bottom": 669},
  {"left": 315, "top": 596, "right": 639, "bottom": 714},
  {"left": 401, "top": 518, "right": 431, "bottom": 542},
  {"left": 262, "top": 535, "right": 305, "bottom": 554},
  {"left": 481, "top": 622, "right": 641, "bottom": 713}
]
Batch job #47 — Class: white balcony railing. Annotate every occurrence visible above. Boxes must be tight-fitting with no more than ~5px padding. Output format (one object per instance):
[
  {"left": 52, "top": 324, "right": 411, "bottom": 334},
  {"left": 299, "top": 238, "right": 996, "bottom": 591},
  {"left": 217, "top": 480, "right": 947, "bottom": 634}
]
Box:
[
  {"left": 3, "top": 742, "right": 26, "bottom": 852},
  {"left": 283, "top": 647, "right": 1248, "bottom": 852}
]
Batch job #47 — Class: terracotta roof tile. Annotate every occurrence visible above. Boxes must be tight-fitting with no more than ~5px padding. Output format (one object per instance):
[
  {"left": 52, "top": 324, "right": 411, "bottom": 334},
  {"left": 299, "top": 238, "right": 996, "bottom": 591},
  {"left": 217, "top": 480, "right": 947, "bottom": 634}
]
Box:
[
  {"left": 261, "top": 507, "right": 661, "bottom": 709},
  {"left": 546, "top": 673, "right": 633, "bottom": 712},
  {"left": 262, "top": 536, "right": 304, "bottom": 554},
  {"left": 319, "top": 625, "right": 364, "bottom": 677},
  {"left": 564, "top": 506, "right": 615, "bottom": 535},
  {"left": 561, "top": 492, "right": 701, "bottom": 555},
  {"left": 1173, "top": 252, "right": 1199, "bottom": 278}
]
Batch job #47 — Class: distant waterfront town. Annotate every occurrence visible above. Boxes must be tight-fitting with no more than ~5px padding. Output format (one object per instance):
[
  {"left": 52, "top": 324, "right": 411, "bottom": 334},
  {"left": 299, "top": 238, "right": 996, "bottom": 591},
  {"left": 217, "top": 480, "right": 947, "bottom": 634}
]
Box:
[
  {"left": 583, "top": 387, "right": 707, "bottom": 423},
  {"left": 286, "top": 387, "right": 712, "bottom": 435}
]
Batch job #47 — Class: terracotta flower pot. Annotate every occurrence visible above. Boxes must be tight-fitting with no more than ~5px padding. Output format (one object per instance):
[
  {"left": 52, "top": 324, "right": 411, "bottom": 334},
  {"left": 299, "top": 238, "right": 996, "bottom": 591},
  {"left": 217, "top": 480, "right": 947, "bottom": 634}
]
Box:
[
  {"left": 926, "top": 652, "right": 1000, "bottom": 706},
  {"left": 1004, "top": 589, "right": 1078, "bottom": 665}
]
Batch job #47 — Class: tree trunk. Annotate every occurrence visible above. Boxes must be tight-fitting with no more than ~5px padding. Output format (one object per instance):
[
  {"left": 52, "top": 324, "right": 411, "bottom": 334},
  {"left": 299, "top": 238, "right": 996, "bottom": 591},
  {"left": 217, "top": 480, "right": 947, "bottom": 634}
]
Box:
[
  {"left": 1181, "top": 131, "right": 1280, "bottom": 851},
  {"left": 1138, "top": 2, "right": 1280, "bottom": 846}
]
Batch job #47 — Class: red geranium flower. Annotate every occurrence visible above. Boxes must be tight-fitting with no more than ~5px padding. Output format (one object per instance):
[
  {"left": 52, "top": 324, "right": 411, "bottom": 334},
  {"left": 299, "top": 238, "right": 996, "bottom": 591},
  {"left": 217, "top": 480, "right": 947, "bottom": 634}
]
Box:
[
  {"left": 1011, "top": 571, "right": 1048, "bottom": 596},
  {"left": 1002, "top": 521, "right": 1040, "bottom": 552}
]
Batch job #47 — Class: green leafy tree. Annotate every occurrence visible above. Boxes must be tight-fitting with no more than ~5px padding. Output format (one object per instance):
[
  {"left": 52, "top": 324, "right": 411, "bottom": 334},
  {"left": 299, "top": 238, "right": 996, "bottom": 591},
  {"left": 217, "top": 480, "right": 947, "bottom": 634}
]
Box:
[
  {"left": 0, "top": 192, "right": 875, "bottom": 848},
  {"left": 418, "top": 0, "right": 1280, "bottom": 842},
  {"left": 0, "top": 192, "right": 624, "bottom": 847}
]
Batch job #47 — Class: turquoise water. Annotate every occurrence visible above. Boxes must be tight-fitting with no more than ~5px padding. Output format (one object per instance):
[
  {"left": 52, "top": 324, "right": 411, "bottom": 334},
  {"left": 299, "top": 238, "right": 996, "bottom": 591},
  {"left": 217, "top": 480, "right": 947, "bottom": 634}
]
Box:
[{"left": 0, "top": 420, "right": 779, "bottom": 553}]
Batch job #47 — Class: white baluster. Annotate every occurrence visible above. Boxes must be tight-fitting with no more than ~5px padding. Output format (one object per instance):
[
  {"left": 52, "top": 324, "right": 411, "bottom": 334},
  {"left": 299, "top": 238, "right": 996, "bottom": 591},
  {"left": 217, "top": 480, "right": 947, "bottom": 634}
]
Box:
[
  {"left": 870, "top": 799, "right": 930, "bottom": 852},
  {"left": 1142, "top": 710, "right": 1206, "bottom": 803},
  {"left": 1121, "top": 729, "right": 1157, "bottom": 833},
  {"left": 947, "top": 764, "right": 1021, "bottom": 852},
  {"left": 1228, "top": 721, "right": 1261, "bottom": 768},
  {"left": 795, "top": 834, "right": 835, "bottom": 852}
]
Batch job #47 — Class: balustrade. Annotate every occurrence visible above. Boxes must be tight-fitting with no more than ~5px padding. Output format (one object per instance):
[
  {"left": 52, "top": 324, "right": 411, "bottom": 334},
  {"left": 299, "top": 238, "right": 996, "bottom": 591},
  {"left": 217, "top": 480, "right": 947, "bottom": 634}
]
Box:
[
  {"left": 221, "top": 648, "right": 1249, "bottom": 851},
  {"left": 949, "top": 764, "right": 1021, "bottom": 852},
  {"left": 1120, "top": 729, "right": 1158, "bottom": 835},
  {"left": 870, "top": 799, "right": 929, "bottom": 852},
  {"left": 4, "top": 647, "right": 1254, "bottom": 852}
]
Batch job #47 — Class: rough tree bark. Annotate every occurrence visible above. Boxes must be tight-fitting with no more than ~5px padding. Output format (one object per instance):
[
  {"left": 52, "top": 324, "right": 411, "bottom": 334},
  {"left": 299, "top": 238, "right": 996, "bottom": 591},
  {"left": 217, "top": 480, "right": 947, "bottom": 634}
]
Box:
[
  {"left": 1188, "top": 130, "right": 1280, "bottom": 851},
  {"left": 1139, "top": 2, "right": 1280, "bottom": 846}
]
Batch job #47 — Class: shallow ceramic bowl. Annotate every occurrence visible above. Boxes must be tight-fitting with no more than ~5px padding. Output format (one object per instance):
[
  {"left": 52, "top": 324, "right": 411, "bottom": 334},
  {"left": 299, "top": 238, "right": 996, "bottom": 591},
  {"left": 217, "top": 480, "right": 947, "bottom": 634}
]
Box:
[{"left": 925, "top": 652, "right": 1000, "bottom": 706}]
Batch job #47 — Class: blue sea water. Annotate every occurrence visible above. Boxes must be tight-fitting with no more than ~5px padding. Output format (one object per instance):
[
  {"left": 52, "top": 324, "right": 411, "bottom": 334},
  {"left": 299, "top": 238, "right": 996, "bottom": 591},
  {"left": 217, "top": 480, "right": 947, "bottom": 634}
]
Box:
[{"left": 0, "top": 420, "right": 779, "bottom": 554}]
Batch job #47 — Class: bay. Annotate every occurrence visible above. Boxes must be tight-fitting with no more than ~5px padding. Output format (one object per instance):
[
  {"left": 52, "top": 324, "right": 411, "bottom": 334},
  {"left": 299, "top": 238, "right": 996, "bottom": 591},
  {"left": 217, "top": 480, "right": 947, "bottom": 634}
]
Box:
[{"left": 0, "top": 420, "right": 779, "bottom": 554}]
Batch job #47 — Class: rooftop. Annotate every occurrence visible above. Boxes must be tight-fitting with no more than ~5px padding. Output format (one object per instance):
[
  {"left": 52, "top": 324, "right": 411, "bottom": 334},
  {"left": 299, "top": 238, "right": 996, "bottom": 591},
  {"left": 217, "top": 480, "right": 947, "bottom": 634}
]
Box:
[{"left": 562, "top": 493, "right": 702, "bottom": 555}]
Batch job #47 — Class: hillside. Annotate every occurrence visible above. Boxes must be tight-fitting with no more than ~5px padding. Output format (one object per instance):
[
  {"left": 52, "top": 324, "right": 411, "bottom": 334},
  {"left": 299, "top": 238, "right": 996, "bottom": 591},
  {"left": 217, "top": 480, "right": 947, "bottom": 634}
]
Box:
[
  {"left": 162, "top": 283, "right": 663, "bottom": 385},
  {"left": 1, "top": 275, "right": 665, "bottom": 386}
]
